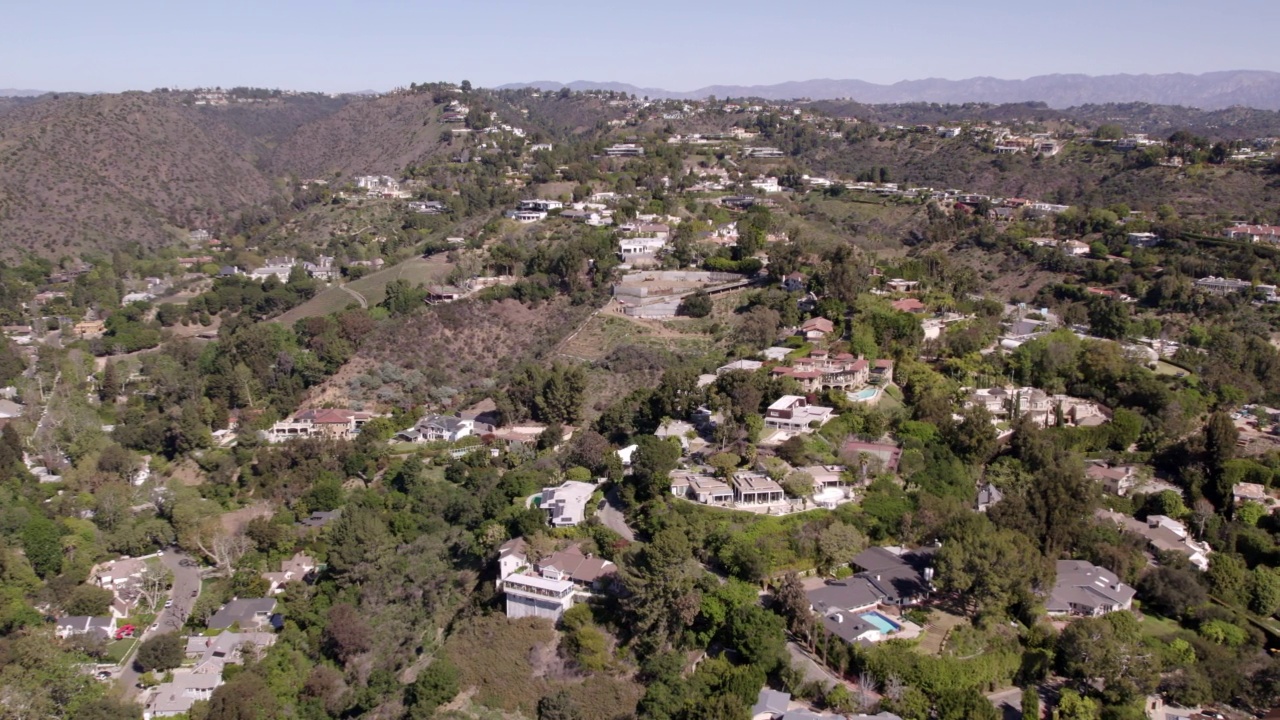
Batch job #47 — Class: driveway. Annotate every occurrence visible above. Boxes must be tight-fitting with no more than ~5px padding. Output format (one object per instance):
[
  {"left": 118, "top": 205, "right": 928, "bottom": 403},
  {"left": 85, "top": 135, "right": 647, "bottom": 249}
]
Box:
[
  {"left": 117, "top": 549, "right": 202, "bottom": 696},
  {"left": 786, "top": 641, "right": 839, "bottom": 693},
  {"left": 596, "top": 485, "right": 636, "bottom": 541}
]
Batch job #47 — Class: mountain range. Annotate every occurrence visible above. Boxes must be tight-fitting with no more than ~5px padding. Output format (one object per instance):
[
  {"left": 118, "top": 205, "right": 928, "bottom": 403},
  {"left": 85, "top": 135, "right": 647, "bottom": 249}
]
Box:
[{"left": 498, "top": 71, "right": 1280, "bottom": 111}]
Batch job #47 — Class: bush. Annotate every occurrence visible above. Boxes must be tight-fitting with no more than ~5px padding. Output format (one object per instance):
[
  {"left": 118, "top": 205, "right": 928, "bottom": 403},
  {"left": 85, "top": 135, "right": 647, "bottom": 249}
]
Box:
[{"left": 677, "top": 290, "right": 713, "bottom": 318}]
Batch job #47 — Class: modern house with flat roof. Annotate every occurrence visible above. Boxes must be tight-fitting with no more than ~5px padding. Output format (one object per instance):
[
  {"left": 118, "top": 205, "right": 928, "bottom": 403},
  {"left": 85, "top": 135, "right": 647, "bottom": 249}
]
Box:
[
  {"left": 732, "top": 472, "right": 785, "bottom": 505},
  {"left": 764, "top": 396, "right": 835, "bottom": 432},
  {"left": 541, "top": 480, "right": 596, "bottom": 527},
  {"left": 503, "top": 573, "right": 576, "bottom": 621}
]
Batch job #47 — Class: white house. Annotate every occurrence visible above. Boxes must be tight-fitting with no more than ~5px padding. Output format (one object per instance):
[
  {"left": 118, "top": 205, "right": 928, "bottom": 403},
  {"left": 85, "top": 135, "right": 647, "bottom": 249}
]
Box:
[
  {"left": 503, "top": 573, "right": 576, "bottom": 621},
  {"left": 541, "top": 480, "right": 596, "bottom": 527}
]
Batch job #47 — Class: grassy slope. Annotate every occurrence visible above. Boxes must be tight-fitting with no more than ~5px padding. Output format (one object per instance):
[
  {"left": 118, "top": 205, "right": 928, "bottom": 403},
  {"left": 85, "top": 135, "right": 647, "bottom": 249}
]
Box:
[{"left": 273, "top": 256, "right": 454, "bottom": 324}]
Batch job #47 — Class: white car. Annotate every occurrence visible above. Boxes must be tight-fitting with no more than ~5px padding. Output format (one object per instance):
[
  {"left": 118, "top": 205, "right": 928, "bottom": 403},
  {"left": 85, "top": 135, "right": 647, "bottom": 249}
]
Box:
[{"left": 164, "top": 599, "right": 173, "bottom": 608}]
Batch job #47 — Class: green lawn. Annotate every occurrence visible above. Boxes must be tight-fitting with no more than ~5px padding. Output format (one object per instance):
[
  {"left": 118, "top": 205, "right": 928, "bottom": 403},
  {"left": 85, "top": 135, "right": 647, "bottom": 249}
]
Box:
[
  {"left": 105, "top": 638, "right": 136, "bottom": 665},
  {"left": 1137, "top": 612, "right": 1182, "bottom": 640},
  {"left": 274, "top": 256, "right": 454, "bottom": 324}
]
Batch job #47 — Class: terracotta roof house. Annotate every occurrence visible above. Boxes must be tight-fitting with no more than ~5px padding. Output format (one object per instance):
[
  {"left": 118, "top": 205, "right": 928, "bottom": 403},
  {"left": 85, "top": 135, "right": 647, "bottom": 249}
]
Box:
[
  {"left": 890, "top": 298, "right": 926, "bottom": 313},
  {"left": 798, "top": 317, "right": 835, "bottom": 340}
]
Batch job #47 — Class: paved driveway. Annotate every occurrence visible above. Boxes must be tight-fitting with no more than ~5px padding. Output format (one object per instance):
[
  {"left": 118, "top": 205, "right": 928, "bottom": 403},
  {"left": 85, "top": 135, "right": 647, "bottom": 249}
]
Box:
[
  {"left": 596, "top": 485, "right": 636, "bottom": 541},
  {"left": 117, "top": 550, "right": 202, "bottom": 696}
]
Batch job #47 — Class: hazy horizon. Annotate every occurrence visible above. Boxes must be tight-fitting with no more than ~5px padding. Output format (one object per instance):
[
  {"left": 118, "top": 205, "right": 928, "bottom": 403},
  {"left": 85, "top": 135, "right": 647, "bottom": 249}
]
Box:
[{"left": 3, "top": 0, "right": 1278, "bottom": 94}]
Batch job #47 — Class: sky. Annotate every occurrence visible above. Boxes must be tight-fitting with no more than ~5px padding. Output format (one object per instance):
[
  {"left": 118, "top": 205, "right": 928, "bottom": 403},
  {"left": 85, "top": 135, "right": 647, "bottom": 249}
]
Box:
[{"left": 4, "top": 0, "right": 1279, "bottom": 93}]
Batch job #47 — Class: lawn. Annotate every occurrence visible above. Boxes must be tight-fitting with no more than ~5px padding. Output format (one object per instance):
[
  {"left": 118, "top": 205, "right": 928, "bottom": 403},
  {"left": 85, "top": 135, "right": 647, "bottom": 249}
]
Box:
[
  {"left": 914, "top": 608, "right": 968, "bottom": 656},
  {"left": 105, "top": 638, "right": 136, "bottom": 665},
  {"left": 274, "top": 256, "right": 454, "bottom": 324},
  {"left": 1137, "top": 612, "right": 1182, "bottom": 640}
]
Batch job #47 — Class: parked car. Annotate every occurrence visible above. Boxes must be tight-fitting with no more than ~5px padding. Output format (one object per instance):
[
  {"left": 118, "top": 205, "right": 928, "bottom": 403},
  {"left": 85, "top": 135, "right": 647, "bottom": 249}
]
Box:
[
  {"left": 164, "top": 599, "right": 173, "bottom": 608},
  {"left": 191, "top": 589, "right": 198, "bottom": 597}
]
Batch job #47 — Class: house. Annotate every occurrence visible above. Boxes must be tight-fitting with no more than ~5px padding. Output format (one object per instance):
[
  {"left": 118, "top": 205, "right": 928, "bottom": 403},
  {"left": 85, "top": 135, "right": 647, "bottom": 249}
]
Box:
[
  {"left": 0, "top": 399, "right": 24, "bottom": 420},
  {"left": 848, "top": 546, "right": 936, "bottom": 607},
  {"left": 1096, "top": 510, "right": 1211, "bottom": 571},
  {"left": 207, "top": 598, "right": 278, "bottom": 630},
  {"left": 185, "top": 632, "right": 276, "bottom": 674},
  {"left": 773, "top": 353, "right": 869, "bottom": 394},
  {"left": 752, "top": 688, "right": 792, "bottom": 720},
  {"left": 1194, "top": 276, "right": 1276, "bottom": 298},
  {"left": 604, "top": 143, "right": 645, "bottom": 157},
  {"left": 1060, "top": 240, "right": 1091, "bottom": 256},
  {"left": 425, "top": 285, "right": 467, "bottom": 304},
  {"left": 54, "top": 615, "right": 114, "bottom": 640},
  {"left": 655, "top": 419, "right": 696, "bottom": 449},
  {"left": 1127, "top": 232, "right": 1161, "bottom": 248},
  {"left": 798, "top": 317, "right": 835, "bottom": 340},
  {"left": 518, "top": 199, "right": 564, "bottom": 212},
  {"left": 299, "top": 510, "right": 340, "bottom": 528},
  {"left": 732, "top": 472, "right": 785, "bottom": 505},
  {"left": 248, "top": 258, "right": 296, "bottom": 283},
  {"left": 781, "top": 272, "right": 807, "bottom": 293},
  {"left": 1086, "top": 463, "right": 1142, "bottom": 496},
  {"left": 145, "top": 672, "right": 223, "bottom": 718},
  {"left": 717, "top": 359, "right": 764, "bottom": 376},
  {"left": 670, "top": 470, "right": 735, "bottom": 505},
  {"left": 261, "top": 553, "right": 316, "bottom": 594},
  {"left": 1225, "top": 224, "right": 1280, "bottom": 244},
  {"left": 266, "top": 409, "right": 374, "bottom": 442},
  {"left": 1234, "top": 482, "right": 1274, "bottom": 508},
  {"left": 537, "top": 546, "right": 617, "bottom": 591},
  {"left": 743, "top": 147, "right": 785, "bottom": 159},
  {"left": 506, "top": 209, "right": 547, "bottom": 223},
  {"left": 72, "top": 319, "right": 107, "bottom": 337},
  {"left": 618, "top": 237, "right": 667, "bottom": 257},
  {"left": 542, "top": 480, "right": 596, "bottom": 527},
  {"left": 503, "top": 573, "right": 576, "bottom": 621},
  {"left": 870, "top": 359, "right": 894, "bottom": 385},
  {"left": 764, "top": 395, "right": 835, "bottom": 432},
  {"left": 398, "top": 415, "right": 475, "bottom": 443},
  {"left": 976, "top": 482, "right": 1004, "bottom": 512},
  {"left": 885, "top": 279, "right": 919, "bottom": 293},
  {"left": 890, "top": 298, "right": 926, "bottom": 314},
  {"left": 841, "top": 441, "right": 903, "bottom": 475},
  {"left": 1046, "top": 560, "right": 1135, "bottom": 617}
]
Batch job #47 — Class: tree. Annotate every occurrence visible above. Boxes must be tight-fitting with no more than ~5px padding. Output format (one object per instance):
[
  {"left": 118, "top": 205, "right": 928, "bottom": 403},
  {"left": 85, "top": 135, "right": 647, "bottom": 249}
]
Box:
[
  {"left": 630, "top": 436, "right": 682, "bottom": 501},
  {"left": 935, "top": 687, "right": 1000, "bottom": 720},
  {"left": 63, "top": 584, "right": 114, "bottom": 616},
  {"left": 136, "top": 561, "right": 173, "bottom": 612},
  {"left": 327, "top": 506, "right": 395, "bottom": 585},
  {"left": 1251, "top": 567, "right": 1280, "bottom": 616},
  {"left": 537, "top": 689, "right": 583, "bottom": 720},
  {"left": 407, "top": 655, "right": 460, "bottom": 716},
  {"left": 322, "top": 603, "right": 372, "bottom": 664},
  {"left": 1204, "top": 411, "right": 1240, "bottom": 507},
  {"left": 1138, "top": 566, "right": 1206, "bottom": 618},
  {"left": 135, "top": 632, "right": 184, "bottom": 672},
  {"left": 816, "top": 522, "right": 867, "bottom": 575},
  {"left": 934, "top": 515, "right": 1052, "bottom": 617},
  {"left": 22, "top": 516, "right": 62, "bottom": 578},
  {"left": 99, "top": 360, "right": 120, "bottom": 403},
  {"left": 678, "top": 290, "right": 713, "bottom": 318},
  {"left": 772, "top": 572, "right": 814, "bottom": 639},
  {"left": 1021, "top": 688, "right": 1041, "bottom": 719},
  {"left": 725, "top": 604, "right": 785, "bottom": 673},
  {"left": 1056, "top": 612, "right": 1159, "bottom": 704},
  {"left": 205, "top": 670, "right": 279, "bottom": 720},
  {"left": 734, "top": 306, "right": 781, "bottom": 349},
  {"left": 946, "top": 405, "right": 997, "bottom": 464},
  {"left": 1055, "top": 689, "right": 1099, "bottom": 720},
  {"left": 1205, "top": 553, "right": 1249, "bottom": 605}
]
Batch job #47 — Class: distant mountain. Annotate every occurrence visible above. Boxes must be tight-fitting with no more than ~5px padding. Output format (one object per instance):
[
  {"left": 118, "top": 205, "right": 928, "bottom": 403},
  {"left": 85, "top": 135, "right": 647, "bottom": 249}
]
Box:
[
  {"left": 496, "top": 71, "right": 1280, "bottom": 111},
  {"left": 0, "top": 89, "right": 50, "bottom": 98}
]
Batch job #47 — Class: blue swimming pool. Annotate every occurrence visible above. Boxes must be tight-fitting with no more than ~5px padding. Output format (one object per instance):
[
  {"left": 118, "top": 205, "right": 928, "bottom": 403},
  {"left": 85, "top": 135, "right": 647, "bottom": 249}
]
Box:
[
  {"left": 850, "top": 387, "right": 879, "bottom": 401},
  {"left": 861, "top": 611, "right": 901, "bottom": 634}
]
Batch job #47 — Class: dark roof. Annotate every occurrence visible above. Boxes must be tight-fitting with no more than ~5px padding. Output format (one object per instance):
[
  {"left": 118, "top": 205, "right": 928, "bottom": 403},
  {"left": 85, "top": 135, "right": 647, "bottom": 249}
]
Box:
[
  {"left": 807, "top": 578, "right": 883, "bottom": 614},
  {"left": 300, "top": 510, "right": 340, "bottom": 528},
  {"left": 820, "top": 611, "right": 878, "bottom": 645},
  {"left": 538, "top": 546, "right": 616, "bottom": 584},
  {"left": 850, "top": 547, "right": 935, "bottom": 604},
  {"left": 208, "top": 598, "right": 278, "bottom": 630}
]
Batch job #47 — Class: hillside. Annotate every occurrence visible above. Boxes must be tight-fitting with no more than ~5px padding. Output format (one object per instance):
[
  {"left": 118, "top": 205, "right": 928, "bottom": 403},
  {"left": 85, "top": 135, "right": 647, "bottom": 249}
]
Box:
[
  {"left": 266, "top": 92, "right": 454, "bottom": 178},
  {"left": 0, "top": 92, "right": 277, "bottom": 256}
]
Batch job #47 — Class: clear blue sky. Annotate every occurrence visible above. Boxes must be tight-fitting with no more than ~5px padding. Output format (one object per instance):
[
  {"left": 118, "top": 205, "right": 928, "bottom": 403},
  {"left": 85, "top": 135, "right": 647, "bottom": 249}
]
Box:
[{"left": 4, "top": 0, "right": 1277, "bottom": 92}]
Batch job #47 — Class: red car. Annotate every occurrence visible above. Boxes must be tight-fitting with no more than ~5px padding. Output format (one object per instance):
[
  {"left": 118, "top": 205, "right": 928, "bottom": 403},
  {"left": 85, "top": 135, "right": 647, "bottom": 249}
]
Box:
[{"left": 114, "top": 624, "right": 135, "bottom": 640}]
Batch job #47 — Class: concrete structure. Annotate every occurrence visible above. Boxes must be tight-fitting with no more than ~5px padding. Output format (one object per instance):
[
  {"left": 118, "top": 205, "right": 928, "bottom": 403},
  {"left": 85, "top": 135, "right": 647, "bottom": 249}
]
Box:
[{"left": 732, "top": 472, "right": 785, "bottom": 505}]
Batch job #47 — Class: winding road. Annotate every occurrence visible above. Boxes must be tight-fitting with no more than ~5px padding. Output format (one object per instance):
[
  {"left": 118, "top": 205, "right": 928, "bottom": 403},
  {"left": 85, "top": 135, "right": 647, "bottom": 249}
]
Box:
[{"left": 597, "top": 485, "right": 636, "bottom": 541}]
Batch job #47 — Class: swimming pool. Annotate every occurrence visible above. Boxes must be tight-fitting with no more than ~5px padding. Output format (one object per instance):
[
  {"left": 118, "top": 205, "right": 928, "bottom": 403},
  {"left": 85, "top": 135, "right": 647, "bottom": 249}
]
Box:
[
  {"left": 849, "top": 387, "right": 879, "bottom": 402},
  {"left": 860, "top": 611, "right": 901, "bottom": 634}
]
